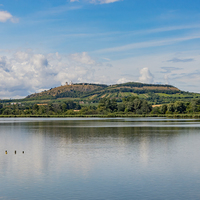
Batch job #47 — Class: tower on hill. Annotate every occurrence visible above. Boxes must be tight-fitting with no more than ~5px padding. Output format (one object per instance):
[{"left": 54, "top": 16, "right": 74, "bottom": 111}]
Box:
[{"left": 65, "top": 81, "right": 73, "bottom": 86}]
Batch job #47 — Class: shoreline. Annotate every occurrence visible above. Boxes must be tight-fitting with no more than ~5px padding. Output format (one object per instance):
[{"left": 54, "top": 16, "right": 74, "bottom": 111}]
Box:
[{"left": 0, "top": 114, "right": 200, "bottom": 118}]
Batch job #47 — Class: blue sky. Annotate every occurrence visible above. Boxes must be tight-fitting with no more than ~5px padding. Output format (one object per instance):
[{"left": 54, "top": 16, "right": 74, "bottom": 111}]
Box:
[{"left": 0, "top": 0, "right": 200, "bottom": 98}]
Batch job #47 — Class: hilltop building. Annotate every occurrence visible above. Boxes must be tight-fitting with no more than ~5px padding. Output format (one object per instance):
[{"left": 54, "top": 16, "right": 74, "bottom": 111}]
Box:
[{"left": 65, "top": 81, "right": 73, "bottom": 86}]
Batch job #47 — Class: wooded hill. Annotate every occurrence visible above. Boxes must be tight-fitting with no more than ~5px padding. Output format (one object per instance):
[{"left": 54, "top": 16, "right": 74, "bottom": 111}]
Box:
[{"left": 25, "top": 82, "right": 200, "bottom": 105}]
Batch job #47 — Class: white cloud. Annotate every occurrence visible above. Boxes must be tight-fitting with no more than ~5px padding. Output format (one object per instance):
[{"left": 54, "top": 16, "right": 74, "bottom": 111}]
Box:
[
  {"left": 38, "top": 4, "right": 82, "bottom": 16},
  {"left": 63, "top": 24, "right": 200, "bottom": 40},
  {"left": 138, "top": 68, "right": 154, "bottom": 84},
  {"left": 95, "top": 34, "right": 200, "bottom": 54},
  {"left": 90, "top": 0, "right": 121, "bottom": 4},
  {"left": 2, "top": 49, "right": 200, "bottom": 99},
  {"left": 0, "top": 10, "right": 18, "bottom": 23},
  {"left": 117, "top": 77, "right": 131, "bottom": 84},
  {"left": 70, "top": 0, "right": 121, "bottom": 4},
  {"left": 0, "top": 11, "right": 12, "bottom": 22},
  {"left": 70, "top": 52, "right": 96, "bottom": 65},
  {"left": 0, "top": 51, "right": 110, "bottom": 98},
  {"left": 108, "top": 50, "right": 200, "bottom": 92},
  {"left": 10, "top": 17, "right": 19, "bottom": 23}
]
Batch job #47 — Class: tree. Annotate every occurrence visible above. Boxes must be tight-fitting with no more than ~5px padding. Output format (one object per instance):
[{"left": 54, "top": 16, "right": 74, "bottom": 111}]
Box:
[
  {"left": 61, "top": 103, "right": 67, "bottom": 112},
  {"left": 3, "top": 108, "right": 13, "bottom": 115},
  {"left": 189, "top": 99, "right": 200, "bottom": 113},
  {"left": 167, "top": 103, "right": 174, "bottom": 114},
  {"left": 48, "top": 103, "right": 54, "bottom": 112},
  {"left": 118, "top": 103, "right": 125, "bottom": 112},
  {"left": 151, "top": 107, "right": 161, "bottom": 114},
  {"left": 174, "top": 101, "right": 186, "bottom": 113},
  {"left": 134, "top": 98, "right": 143, "bottom": 111},
  {"left": 0, "top": 103, "right": 3, "bottom": 114},
  {"left": 125, "top": 102, "right": 134, "bottom": 112},
  {"left": 33, "top": 104, "right": 39, "bottom": 111},
  {"left": 98, "top": 98, "right": 117, "bottom": 112},
  {"left": 160, "top": 105, "right": 167, "bottom": 114},
  {"left": 140, "top": 101, "right": 152, "bottom": 114}
]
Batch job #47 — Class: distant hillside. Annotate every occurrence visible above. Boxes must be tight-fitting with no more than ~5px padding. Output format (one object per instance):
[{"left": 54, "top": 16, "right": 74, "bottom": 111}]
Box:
[
  {"left": 27, "top": 83, "right": 107, "bottom": 100},
  {"left": 25, "top": 82, "right": 193, "bottom": 105}
]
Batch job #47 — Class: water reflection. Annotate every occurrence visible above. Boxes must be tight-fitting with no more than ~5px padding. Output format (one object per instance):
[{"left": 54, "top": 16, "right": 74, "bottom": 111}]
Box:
[{"left": 0, "top": 118, "right": 200, "bottom": 199}]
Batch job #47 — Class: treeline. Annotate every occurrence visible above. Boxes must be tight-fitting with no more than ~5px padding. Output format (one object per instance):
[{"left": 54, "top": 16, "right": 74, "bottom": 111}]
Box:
[
  {"left": 1, "top": 97, "right": 200, "bottom": 116},
  {"left": 115, "top": 88, "right": 179, "bottom": 94},
  {"left": 151, "top": 99, "right": 200, "bottom": 114},
  {"left": 97, "top": 97, "right": 152, "bottom": 114},
  {"left": 0, "top": 101, "right": 81, "bottom": 116},
  {"left": 0, "top": 97, "right": 152, "bottom": 116},
  {"left": 79, "top": 98, "right": 200, "bottom": 115},
  {"left": 116, "top": 82, "right": 175, "bottom": 88}
]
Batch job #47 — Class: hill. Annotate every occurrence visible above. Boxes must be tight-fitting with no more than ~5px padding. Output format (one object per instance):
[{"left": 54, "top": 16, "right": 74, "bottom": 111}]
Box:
[
  {"left": 27, "top": 83, "right": 107, "bottom": 99},
  {"left": 1, "top": 82, "right": 200, "bottom": 117},
  {"left": 23, "top": 82, "right": 200, "bottom": 105}
]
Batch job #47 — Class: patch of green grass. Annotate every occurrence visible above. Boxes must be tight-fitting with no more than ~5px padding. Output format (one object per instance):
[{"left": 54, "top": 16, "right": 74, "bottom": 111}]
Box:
[{"left": 138, "top": 94, "right": 148, "bottom": 98}]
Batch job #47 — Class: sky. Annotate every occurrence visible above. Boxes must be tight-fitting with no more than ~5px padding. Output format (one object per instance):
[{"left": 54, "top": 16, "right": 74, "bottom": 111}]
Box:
[{"left": 0, "top": 0, "right": 200, "bottom": 98}]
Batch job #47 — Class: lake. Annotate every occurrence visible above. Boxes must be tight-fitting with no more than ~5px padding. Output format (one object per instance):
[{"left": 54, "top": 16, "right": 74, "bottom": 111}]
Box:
[{"left": 1, "top": 117, "right": 200, "bottom": 200}]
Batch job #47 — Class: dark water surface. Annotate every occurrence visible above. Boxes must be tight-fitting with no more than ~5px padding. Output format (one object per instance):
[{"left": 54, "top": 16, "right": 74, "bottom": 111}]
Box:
[{"left": 1, "top": 118, "right": 200, "bottom": 200}]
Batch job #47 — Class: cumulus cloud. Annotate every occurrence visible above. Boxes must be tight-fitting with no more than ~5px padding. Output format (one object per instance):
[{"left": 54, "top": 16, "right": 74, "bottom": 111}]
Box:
[
  {"left": 0, "top": 11, "right": 12, "bottom": 22},
  {"left": 0, "top": 10, "right": 18, "bottom": 23},
  {"left": 0, "top": 51, "right": 110, "bottom": 98},
  {"left": 138, "top": 68, "right": 154, "bottom": 84},
  {"left": 70, "top": 52, "right": 96, "bottom": 65},
  {"left": 117, "top": 77, "right": 131, "bottom": 84}
]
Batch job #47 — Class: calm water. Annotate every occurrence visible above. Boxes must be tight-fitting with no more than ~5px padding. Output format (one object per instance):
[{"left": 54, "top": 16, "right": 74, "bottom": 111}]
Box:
[{"left": 1, "top": 118, "right": 200, "bottom": 200}]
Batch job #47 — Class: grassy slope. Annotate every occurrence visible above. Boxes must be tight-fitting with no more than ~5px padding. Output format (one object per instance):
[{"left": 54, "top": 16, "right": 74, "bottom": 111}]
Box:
[{"left": 27, "top": 84, "right": 107, "bottom": 99}]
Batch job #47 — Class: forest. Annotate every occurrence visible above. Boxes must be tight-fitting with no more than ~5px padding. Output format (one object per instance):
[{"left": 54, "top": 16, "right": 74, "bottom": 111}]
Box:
[{"left": 1, "top": 96, "right": 200, "bottom": 117}]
